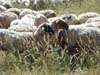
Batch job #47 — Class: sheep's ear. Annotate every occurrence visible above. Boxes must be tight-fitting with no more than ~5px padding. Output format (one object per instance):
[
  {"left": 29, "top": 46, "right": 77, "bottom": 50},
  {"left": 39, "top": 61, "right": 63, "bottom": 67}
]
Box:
[{"left": 56, "top": 19, "right": 69, "bottom": 30}]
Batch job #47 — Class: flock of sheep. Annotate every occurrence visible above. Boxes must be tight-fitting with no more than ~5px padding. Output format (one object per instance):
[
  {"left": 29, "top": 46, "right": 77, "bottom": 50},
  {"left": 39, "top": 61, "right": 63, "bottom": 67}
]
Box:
[{"left": 0, "top": 3, "right": 100, "bottom": 55}]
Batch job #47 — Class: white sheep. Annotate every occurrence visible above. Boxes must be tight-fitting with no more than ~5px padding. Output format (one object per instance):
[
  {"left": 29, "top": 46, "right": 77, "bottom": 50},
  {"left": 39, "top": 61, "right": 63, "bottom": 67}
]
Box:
[
  {"left": 11, "top": 13, "right": 48, "bottom": 27},
  {"left": 6, "top": 8, "right": 21, "bottom": 16},
  {"left": 0, "top": 29, "right": 34, "bottom": 52},
  {"left": 78, "top": 12, "right": 100, "bottom": 24},
  {"left": 86, "top": 17, "right": 100, "bottom": 23},
  {"left": 19, "top": 8, "right": 33, "bottom": 19},
  {"left": 20, "top": 14, "right": 35, "bottom": 26},
  {"left": 8, "top": 25, "right": 37, "bottom": 32}
]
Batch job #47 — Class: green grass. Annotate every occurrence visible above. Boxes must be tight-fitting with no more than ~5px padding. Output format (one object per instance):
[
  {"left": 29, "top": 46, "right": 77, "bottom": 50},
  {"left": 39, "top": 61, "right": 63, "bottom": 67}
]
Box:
[
  {"left": 14, "top": 0, "right": 100, "bottom": 15},
  {"left": 51, "top": 0, "right": 100, "bottom": 15},
  {"left": 0, "top": 0, "right": 100, "bottom": 75}
]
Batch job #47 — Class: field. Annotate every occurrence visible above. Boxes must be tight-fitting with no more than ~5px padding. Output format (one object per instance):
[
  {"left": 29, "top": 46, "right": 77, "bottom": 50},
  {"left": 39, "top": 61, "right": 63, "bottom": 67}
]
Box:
[{"left": 0, "top": 0, "right": 100, "bottom": 75}]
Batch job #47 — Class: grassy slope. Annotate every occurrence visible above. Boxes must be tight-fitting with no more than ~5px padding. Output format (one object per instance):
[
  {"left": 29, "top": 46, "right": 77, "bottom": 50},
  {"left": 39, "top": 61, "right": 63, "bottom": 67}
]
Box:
[
  {"left": 49, "top": 0, "right": 100, "bottom": 15},
  {"left": 0, "top": 0, "right": 100, "bottom": 75}
]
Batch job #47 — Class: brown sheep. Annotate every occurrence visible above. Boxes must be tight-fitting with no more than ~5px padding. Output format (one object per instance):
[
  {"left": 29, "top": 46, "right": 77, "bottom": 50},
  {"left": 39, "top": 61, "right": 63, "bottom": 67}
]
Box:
[
  {"left": 0, "top": 12, "right": 18, "bottom": 28},
  {"left": 50, "top": 19, "right": 69, "bottom": 33},
  {"left": 34, "top": 14, "right": 48, "bottom": 26},
  {"left": 0, "top": 29, "right": 34, "bottom": 53}
]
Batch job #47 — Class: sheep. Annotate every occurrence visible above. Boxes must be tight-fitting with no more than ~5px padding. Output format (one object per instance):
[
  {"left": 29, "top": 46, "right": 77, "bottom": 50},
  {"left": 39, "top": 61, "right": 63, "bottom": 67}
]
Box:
[
  {"left": 0, "top": 12, "right": 18, "bottom": 28},
  {"left": 34, "top": 19, "right": 69, "bottom": 44},
  {"left": 11, "top": 13, "right": 48, "bottom": 27},
  {"left": 19, "top": 9, "right": 33, "bottom": 19},
  {"left": 38, "top": 9, "right": 56, "bottom": 18},
  {"left": 34, "top": 19, "right": 69, "bottom": 48},
  {"left": 10, "top": 13, "right": 48, "bottom": 27},
  {"left": 63, "top": 24, "right": 100, "bottom": 55},
  {"left": 61, "top": 14, "right": 80, "bottom": 25},
  {"left": 0, "top": 5, "right": 6, "bottom": 12},
  {"left": 34, "top": 23, "right": 55, "bottom": 38},
  {"left": 6, "top": 8, "right": 21, "bottom": 16},
  {"left": 34, "top": 23, "right": 55, "bottom": 50},
  {"left": 20, "top": 14, "right": 35, "bottom": 26},
  {"left": 0, "top": 29, "right": 34, "bottom": 53},
  {"left": 50, "top": 19, "right": 69, "bottom": 33},
  {"left": 0, "top": 23, "right": 54, "bottom": 52},
  {"left": 8, "top": 25, "right": 37, "bottom": 32},
  {"left": 3, "top": 3, "right": 12, "bottom": 9},
  {"left": 33, "top": 21, "right": 69, "bottom": 54},
  {"left": 68, "top": 21, "right": 100, "bottom": 29},
  {"left": 48, "top": 16, "right": 61, "bottom": 22},
  {"left": 32, "top": 10, "right": 40, "bottom": 16},
  {"left": 34, "top": 14, "right": 49, "bottom": 26},
  {"left": 9, "top": 14, "right": 48, "bottom": 32},
  {"left": 49, "top": 20, "right": 100, "bottom": 55},
  {"left": 10, "top": 19, "right": 21, "bottom": 26},
  {"left": 78, "top": 12, "right": 100, "bottom": 24},
  {"left": 86, "top": 17, "right": 100, "bottom": 23}
]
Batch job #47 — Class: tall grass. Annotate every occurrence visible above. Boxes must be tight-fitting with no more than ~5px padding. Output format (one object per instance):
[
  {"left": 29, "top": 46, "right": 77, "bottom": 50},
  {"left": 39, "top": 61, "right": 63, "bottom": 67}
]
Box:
[{"left": 0, "top": 35, "right": 100, "bottom": 75}]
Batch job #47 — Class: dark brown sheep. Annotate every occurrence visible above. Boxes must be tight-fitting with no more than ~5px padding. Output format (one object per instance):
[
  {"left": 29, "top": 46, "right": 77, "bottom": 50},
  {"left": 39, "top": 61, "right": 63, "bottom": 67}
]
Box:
[{"left": 50, "top": 19, "right": 69, "bottom": 33}]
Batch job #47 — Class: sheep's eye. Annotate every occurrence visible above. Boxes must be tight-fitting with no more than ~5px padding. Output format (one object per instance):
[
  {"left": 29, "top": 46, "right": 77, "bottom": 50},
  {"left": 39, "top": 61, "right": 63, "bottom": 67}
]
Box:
[{"left": 41, "top": 27, "right": 45, "bottom": 31}]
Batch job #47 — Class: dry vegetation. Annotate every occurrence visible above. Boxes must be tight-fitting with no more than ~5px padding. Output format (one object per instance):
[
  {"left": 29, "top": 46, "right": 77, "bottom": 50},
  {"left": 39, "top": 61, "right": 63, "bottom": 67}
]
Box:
[{"left": 0, "top": 0, "right": 100, "bottom": 75}]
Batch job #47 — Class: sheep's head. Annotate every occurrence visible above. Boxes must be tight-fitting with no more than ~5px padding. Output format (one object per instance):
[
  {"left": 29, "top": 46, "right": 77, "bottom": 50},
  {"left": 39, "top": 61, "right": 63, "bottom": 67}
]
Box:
[
  {"left": 51, "top": 19, "right": 69, "bottom": 33},
  {"left": 61, "top": 14, "right": 80, "bottom": 25},
  {"left": 34, "top": 23, "right": 55, "bottom": 48},
  {"left": 34, "top": 23, "right": 54, "bottom": 41}
]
